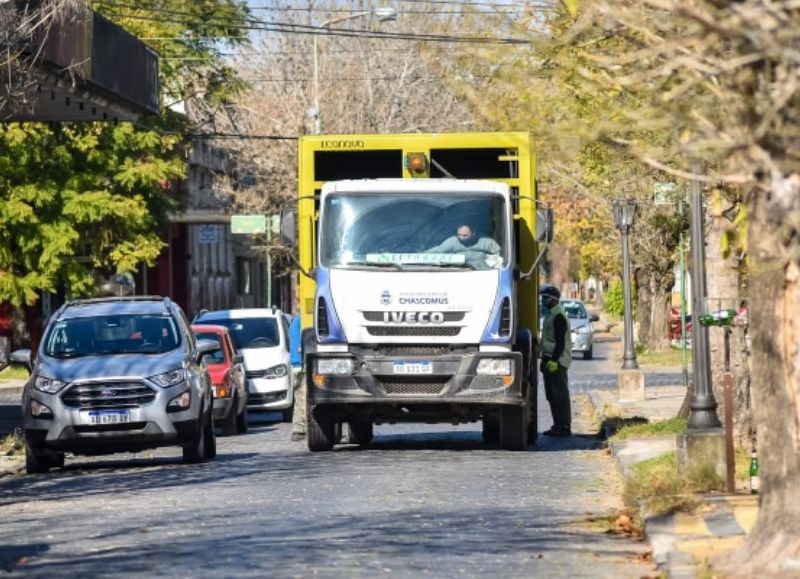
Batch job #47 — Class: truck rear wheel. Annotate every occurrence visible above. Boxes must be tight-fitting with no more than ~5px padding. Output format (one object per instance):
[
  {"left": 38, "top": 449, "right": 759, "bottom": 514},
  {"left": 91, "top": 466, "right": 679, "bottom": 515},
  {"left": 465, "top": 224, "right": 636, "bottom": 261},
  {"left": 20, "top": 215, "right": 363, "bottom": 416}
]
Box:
[
  {"left": 307, "top": 403, "right": 335, "bottom": 452},
  {"left": 348, "top": 421, "right": 373, "bottom": 446},
  {"left": 500, "top": 405, "right": 529, "bottom": 451},
  {"left": 481, "top": 416, "right": 499, "bottom": 444}
]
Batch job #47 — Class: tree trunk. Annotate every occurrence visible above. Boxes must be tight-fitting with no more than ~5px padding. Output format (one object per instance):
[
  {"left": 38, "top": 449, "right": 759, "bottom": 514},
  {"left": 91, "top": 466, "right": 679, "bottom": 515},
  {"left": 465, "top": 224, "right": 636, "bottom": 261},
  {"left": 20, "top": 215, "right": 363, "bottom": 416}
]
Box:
[
  {"left": 634, "top": 268, "right": 651, "bottom": 349},
  {"left": 647, "top": 277, "right": 673, "bottom": 351},
  {"left": 705, "top": 194, "right": 753, "bottom": 445},
  {"left": 716, "top": 175, "right": 800, "bottom": 576}
]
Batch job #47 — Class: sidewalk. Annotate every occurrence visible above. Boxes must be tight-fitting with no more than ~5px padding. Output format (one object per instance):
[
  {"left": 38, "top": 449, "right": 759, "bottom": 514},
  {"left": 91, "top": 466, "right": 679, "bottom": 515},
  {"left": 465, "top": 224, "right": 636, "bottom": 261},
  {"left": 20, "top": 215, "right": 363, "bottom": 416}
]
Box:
[{"left": 586, "top": 357, "right": 758, "bottom": 578}]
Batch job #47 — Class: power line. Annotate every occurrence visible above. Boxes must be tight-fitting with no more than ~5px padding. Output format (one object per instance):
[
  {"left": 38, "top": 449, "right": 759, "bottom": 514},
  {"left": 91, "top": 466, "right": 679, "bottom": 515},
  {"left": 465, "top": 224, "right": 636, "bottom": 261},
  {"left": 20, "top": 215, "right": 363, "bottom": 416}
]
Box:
[{"left": 96, "top": 5, "right": 532, "bottom": 45}]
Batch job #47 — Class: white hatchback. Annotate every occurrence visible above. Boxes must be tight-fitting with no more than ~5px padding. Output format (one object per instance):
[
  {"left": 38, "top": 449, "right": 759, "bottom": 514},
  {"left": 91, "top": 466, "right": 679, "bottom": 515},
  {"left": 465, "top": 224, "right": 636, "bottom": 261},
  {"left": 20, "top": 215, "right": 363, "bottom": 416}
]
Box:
[{"left": 193, "top": 308, "right": 294, "bottom": 421}]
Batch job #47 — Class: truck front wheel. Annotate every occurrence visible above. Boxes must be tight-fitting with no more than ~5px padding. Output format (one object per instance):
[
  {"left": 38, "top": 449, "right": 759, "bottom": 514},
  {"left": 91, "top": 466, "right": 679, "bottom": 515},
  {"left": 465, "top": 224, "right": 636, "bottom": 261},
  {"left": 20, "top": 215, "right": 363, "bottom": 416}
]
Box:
[
  {"left": 500, "top": 405, "right": 529, "bottom": 451},
  {"left": 307, "top": 403, "right": 335, "bottom": 452},
  {"left": 348, "top": 421, "right": 373, "bottom": 446}
]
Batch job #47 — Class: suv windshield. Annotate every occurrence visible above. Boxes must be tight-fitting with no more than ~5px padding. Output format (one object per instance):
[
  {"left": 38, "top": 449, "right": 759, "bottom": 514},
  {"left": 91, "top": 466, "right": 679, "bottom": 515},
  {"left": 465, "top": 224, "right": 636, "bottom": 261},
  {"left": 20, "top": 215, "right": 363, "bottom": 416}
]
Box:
[
  {"left": 197, "top": 318, "right": 279, "bottom": 350},
  {"left": 320, "top": 193, "right": 509, "bottom": 271},
  {"left": 44, "top": 315, "right": 181, "bottom": 358}
]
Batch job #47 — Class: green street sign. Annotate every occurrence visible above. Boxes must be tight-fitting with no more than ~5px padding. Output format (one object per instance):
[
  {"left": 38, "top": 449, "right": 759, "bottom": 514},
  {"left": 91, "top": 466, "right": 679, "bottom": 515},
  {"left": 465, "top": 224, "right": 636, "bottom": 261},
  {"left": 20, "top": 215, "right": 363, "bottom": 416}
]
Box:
[{"left": 231, "top": 215, "right": 266, "bottom": 234}]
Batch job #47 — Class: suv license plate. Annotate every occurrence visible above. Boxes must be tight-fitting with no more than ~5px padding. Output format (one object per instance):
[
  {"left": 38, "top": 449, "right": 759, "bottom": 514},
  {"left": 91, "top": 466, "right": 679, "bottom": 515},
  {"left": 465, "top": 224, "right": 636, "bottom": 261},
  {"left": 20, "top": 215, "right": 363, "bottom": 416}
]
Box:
[
  {"left": 83, "top": 410, "right": 132, "bottom": 425},
  {"left": 393, "top": 361, "right": 433, "bottom": 375}
]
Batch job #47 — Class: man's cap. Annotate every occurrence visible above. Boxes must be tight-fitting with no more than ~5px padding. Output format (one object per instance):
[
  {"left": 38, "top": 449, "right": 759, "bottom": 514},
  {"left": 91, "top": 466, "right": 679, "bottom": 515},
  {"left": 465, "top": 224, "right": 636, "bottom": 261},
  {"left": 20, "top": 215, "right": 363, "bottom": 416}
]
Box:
[{"left": 539, "top": 285, "right": 561, "bottom": 299}]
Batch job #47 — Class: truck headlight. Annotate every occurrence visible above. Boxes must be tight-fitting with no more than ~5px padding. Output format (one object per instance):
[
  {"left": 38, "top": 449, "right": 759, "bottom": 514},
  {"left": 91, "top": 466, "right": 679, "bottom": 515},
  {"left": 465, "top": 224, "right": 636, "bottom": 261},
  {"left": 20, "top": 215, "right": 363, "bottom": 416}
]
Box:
[
  {"left": 34, "top": 375, "right": 68, "bottom": 394},
  {"left": 476, "top": 359, "right": 513, "bottom": 375},
  {"left": 316, "top": 358, "right": 354, "bottom": 375},
  {"left": 149, "top": 369, "right": 186, "bottom": 388}
]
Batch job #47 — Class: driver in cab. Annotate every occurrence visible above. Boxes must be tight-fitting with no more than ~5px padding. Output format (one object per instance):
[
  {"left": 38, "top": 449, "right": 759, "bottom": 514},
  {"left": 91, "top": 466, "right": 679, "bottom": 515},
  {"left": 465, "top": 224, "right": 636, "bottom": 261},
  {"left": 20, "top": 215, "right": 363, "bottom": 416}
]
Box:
[{"left": 426, "top": 224, "right": 502, "bottom": 269}]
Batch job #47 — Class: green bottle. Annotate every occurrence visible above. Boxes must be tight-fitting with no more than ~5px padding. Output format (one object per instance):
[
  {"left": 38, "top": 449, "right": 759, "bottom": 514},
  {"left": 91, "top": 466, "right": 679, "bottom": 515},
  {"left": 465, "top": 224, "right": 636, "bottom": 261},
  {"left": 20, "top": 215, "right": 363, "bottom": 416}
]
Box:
[{"left": 749, "top": 450, "right": 760, "bottom": 494}]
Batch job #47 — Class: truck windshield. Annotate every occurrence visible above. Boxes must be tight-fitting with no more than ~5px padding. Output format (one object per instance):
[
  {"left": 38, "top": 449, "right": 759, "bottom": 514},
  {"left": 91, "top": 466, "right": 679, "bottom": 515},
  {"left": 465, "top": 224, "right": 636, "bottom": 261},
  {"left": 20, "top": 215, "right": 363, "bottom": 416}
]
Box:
[{"left": 320, "top": 193, "right": 509, "bottom": 270}]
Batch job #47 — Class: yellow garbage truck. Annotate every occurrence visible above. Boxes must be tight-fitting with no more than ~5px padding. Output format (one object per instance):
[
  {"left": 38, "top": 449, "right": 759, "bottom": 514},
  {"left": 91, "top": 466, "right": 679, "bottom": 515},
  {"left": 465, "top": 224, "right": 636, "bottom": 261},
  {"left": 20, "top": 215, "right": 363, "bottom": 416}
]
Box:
[{"left": 293, "top": 132, "right": 551, "bottom": 451}]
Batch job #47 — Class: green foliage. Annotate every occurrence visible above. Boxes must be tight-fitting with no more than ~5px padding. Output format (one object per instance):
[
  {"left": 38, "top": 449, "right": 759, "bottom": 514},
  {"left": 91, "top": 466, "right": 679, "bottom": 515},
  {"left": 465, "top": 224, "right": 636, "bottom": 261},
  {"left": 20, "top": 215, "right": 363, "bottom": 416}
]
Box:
[
  {"left": 0, "top": 2, "right": 250, "bottom": 306},
  {"left": 610, "top": 418, "right": 688, "bottom": 442},
  {"left": 622, "top": 452, "right": 723, "bottom": 517},
  {"left": 603, "top": 279, "right": 625, "bottom": 317}
]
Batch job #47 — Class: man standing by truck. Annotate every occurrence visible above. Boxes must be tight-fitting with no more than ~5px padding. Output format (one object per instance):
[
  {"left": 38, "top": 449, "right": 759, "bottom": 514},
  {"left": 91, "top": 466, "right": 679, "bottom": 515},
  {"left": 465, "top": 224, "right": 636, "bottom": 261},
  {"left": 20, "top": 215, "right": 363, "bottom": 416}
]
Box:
[{"left": 540, "top": 285, "right": 572, "bottom": 437}]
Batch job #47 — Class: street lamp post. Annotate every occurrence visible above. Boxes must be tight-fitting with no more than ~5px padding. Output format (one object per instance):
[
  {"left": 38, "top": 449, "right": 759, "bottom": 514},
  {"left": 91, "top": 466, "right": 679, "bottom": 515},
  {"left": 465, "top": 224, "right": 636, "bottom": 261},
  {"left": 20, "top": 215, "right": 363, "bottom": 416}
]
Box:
[
  {"left": 687, "top": 174, "right": 722, "bottom": 429},
  {"left": 612, "top": 198, "right": 639, "bottom": 370},
  {"left": 311, "top": 7, "right": 397, "bottom": 134}
]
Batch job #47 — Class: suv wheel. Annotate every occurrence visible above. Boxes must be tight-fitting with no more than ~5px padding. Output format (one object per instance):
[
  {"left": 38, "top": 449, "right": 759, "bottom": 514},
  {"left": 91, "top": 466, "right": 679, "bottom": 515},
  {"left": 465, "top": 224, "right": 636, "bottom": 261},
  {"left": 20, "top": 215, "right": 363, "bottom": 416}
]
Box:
[
  {"left": 204, "top": 408, "right": 217, "bottom": 459},
  {"left": 25, "top": 443, "right": 51, "bottom": 474},
  {"left": 236, "top": 405, "right": 249, "bottom": 434},
  {"left": 220, "top": 396, "right": 238, "bottom": 436},
  {"left": 183, "top": 407, "right": 212, "bottom": 464}
]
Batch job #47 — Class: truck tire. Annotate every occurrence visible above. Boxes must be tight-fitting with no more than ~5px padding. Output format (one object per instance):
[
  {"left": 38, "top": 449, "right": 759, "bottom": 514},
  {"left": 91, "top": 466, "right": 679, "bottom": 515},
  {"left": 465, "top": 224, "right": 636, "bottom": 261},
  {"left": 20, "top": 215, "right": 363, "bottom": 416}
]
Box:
[
  {"left": 527, "top": 390, "right": 539, "bottom": 444},
  {"left": 348, "top": 421, "right": 373, "bottom": 446},
  {"left": 583, "top": 347, "right": 593, "bottom": 360},
  {"left": 500, "top": 405, "right": 529, "bottom": 451},
  {"left": 481, "top": 417, "right": 499, "bottom": 444},
  {"left": 307, "top": 403, "right": 335, "bottom": 452}
]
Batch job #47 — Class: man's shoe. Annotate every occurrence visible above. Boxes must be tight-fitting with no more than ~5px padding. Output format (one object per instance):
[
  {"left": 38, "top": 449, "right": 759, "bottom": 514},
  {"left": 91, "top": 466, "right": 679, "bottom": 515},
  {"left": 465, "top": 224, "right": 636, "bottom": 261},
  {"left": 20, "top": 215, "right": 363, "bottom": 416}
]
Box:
[
  {"left": 542, "top": 427, "right": 571, "bottom": 437},
  {"left": 290, "top": 432, "right": 306, "bottom": 442}
]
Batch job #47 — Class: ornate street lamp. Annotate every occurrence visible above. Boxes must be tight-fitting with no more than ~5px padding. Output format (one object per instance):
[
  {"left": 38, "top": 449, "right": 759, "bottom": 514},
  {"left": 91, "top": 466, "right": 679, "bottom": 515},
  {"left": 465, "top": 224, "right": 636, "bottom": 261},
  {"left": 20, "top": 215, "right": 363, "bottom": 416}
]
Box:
[
  {"left": 612, "top": 198, "right": 639, "bottom": 370},
  {"left": 687, "top": 176, "right": 721, "bottom": 428}
]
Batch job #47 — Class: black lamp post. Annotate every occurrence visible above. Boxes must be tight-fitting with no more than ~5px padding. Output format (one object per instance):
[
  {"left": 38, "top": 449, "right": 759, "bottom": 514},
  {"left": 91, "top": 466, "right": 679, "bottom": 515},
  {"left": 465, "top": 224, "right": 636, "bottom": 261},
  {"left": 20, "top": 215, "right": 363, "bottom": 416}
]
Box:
[
  {"left": 687, "top": 176, "right": 721, "bottom": 428},
  {"left": 612, "top": 198, "right": 639, "bottom": 370}
]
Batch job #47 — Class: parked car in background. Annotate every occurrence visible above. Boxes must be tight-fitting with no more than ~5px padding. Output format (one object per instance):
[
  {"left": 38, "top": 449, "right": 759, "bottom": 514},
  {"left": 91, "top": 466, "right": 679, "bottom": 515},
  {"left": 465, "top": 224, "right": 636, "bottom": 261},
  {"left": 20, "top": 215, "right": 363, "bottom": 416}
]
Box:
[
  {"left": 9, "top": 296, "right": 219, "bottom": 473},
  {"left": 193, "top": 308, "right": 294, "bottom": 421},
  {"left": 561, "top": 299, "right": 599, "bottom": 360},
  {"left": 191, "top": 324, "right": 248, "bottom": 436}
]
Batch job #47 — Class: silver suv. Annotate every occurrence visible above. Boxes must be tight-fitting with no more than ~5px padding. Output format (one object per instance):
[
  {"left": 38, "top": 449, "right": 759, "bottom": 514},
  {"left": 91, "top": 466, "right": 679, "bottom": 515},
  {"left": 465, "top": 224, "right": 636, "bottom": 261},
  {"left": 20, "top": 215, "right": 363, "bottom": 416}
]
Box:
[{"left": 10, "top": 296, "right": 219, "bottom": 473}]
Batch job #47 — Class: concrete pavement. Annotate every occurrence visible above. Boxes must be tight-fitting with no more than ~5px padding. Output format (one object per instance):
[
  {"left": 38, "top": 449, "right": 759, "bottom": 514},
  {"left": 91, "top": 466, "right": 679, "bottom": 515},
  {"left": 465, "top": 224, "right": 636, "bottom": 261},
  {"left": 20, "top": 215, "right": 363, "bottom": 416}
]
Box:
[{"left": 586, "top": 345, "right": 759, "bottom": 579}]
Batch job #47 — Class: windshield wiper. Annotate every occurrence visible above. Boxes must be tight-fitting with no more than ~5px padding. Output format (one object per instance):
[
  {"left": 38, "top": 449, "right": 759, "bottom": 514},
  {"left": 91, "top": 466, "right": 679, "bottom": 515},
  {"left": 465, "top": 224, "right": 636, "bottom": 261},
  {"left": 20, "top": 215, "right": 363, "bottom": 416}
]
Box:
[
  {"left": 430, "top": 261, "right": 477, "bottom": 270},
  {"left": 343, "top": 261, "right": 405, "bottom": 271},
  {"left": 49, "top": 351, "right": 85, "bottom": 359}
]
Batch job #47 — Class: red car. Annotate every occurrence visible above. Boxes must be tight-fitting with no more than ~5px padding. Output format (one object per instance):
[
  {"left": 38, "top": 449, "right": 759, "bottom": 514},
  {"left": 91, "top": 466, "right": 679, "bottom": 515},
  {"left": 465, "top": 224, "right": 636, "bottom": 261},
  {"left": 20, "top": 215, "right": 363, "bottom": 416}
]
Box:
[{"left": 191, "top": 324, "right": 248, "bottom": 435}]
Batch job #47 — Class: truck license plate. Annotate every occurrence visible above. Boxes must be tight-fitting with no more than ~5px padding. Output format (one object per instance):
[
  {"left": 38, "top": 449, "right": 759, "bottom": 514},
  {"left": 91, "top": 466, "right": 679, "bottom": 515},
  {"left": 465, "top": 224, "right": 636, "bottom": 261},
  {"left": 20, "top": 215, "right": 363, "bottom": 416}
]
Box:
[
  {"left": 82, "top": 410, "right": 132, "bottom": 425},
  {"left": 393, "top": 361, "right": 433, "bottom": 374}
]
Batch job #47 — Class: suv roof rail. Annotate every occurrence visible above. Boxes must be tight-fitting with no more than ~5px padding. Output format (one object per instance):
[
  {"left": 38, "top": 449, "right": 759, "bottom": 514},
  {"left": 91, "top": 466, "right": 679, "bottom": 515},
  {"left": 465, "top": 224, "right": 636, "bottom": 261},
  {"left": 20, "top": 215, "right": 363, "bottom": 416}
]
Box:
[{"left": 70, "top": 295, "right": 166, "bottom": 305}]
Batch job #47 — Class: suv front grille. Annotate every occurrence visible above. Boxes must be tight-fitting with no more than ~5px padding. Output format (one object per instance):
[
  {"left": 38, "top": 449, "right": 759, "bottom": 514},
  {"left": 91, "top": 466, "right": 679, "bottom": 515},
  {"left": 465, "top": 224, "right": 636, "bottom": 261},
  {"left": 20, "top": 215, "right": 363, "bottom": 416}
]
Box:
[{"left": 61, "top": 382, "right": 156, "bottom": 410}]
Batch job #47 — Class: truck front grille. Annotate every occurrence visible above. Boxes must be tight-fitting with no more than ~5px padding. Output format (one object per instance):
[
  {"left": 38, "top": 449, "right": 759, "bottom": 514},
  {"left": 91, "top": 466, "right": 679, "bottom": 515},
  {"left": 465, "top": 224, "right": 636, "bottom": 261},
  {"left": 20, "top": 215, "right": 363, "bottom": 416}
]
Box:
[
  {"left": 61, "top": 382, "right": 156, "bottom": 410},
  {"left": 366, "top": 327, "right": 461, "bottom": 337},
  {"left": 378, "top": 346, "right": 450, "bottom": 356},
  {"left": 382, "top": 382, "right": 447, "bottom": 396}
]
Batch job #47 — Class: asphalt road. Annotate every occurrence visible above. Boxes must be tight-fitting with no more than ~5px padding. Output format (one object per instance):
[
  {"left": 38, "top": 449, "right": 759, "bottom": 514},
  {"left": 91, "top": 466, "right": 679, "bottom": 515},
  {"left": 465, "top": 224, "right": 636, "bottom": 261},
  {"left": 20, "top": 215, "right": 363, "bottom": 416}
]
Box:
[{"left": 0, "top": 339, "right": 658, "bottom": 577}]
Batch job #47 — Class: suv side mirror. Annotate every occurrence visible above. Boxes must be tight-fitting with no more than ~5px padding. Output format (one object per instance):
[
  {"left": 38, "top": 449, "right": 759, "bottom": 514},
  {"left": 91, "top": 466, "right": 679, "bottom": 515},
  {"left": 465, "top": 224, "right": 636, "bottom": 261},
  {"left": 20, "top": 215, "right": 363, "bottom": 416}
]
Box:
[
  {"left": 589, "top": 313, "right": 600, "bottom": 322},
  {"left": 232, "top": 353, "right": 244, "bottom": 365},
  {"left": 196, "top": 339, "right": 221, "bottom": 362},
  {"left": 10, "top": 349, "right": 33, "bottom": 374}
]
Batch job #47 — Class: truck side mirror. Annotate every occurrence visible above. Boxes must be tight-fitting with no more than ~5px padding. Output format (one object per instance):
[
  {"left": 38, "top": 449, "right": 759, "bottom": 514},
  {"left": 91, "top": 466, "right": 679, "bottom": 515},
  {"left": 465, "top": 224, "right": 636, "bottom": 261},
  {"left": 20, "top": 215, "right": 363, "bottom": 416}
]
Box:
[
  {"left": 536, "top": 208, "right": 554, "bottom": 243},
  {"left": 280, "top": 209, "right": 296, "bottom": 245}
]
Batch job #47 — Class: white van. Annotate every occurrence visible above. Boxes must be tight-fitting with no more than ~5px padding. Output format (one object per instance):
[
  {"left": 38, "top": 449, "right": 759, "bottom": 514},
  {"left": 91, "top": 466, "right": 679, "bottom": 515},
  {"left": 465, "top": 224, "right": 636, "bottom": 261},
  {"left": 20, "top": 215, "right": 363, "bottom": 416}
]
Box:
[{"left": 193, "top": 308, "right": 294, "bottom": 421}]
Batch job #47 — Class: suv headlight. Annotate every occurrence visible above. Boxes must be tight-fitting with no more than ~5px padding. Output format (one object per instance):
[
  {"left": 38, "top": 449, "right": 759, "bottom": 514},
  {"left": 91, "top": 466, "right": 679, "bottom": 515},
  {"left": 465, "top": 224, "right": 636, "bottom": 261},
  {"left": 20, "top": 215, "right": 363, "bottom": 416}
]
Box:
[
  {"left": 574, "top": 325, "right": 592, "bottom": 335},
  {"left": 316, "top": 358, "right": 354, "bottom": 375},
  {"left": 34, "top": 375, "right": 68, "bottom": 394},
  {"left": 149, "top": 369, "right": 186, "bottom": 388},
  {"left": 476, "top": 359, "right": 513, "bottom": 375}
]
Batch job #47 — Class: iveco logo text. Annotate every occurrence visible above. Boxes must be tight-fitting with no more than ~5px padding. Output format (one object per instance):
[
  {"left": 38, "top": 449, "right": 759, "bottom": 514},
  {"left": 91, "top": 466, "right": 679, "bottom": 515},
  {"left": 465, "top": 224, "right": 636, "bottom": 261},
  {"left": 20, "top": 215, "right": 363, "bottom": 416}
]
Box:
[
  {"left": 399, "top": 297, "right": 448, "bottom": 305},
  {"left": 383, "top": 312, "right": 445, "bottom": 324},
  {"left": 380, "top": 290, "right": 392, "bottom": 305}
]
